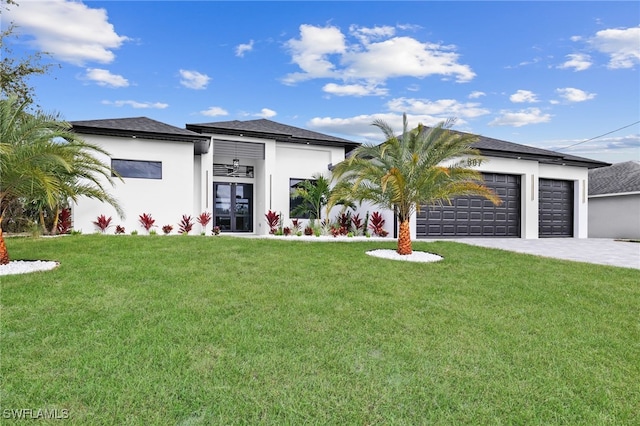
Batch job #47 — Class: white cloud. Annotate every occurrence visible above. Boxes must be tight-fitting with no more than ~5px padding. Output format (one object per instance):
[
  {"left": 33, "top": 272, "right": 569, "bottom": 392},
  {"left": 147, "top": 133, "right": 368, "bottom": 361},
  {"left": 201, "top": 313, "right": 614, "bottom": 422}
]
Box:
[
  {"left": 386, "top": 97, "right": 489, "bottom": 119},
  {"left": 236, "top": 40, "right": 254, "bottom": 57},
  {"left": 510, "top": 90, "right": 539, "bottom": 103},
  {"left": 489, "top": 108, "right": 552, "bottom": 127},
  {"left": 342, "top": 36, "right": 475, "bottom": 83},
  {"left": 546, "top": 134, "right": 640, "bottom": 160},
  {"left": 558, "top": 53, "right": 592, "bottom": 71},
  {"left": 200, "top": 107, "right": 228, "bottom": 117},
  {"left": 283, "top": 24, "right": 347, "bottom": 84},
  {"left": 283, "top": 24, "right": 475, "bottom": 87},
  {"left": 254, "top": 108, "right": 277, "bottom": 118},
  {"left": 349, "top": 24, "right": 396, "bottom": 44},
  {"left": 102, "top": 100, "right": 168, "bottom": 109},
  {"left": 469, "top": 91, "right": 485, "bottom": 99},
  {"left": 308, "top": 113, "right": 411, "bottom": 141},
  {"left": 323, "top": 83, "right": 388, "bottom": 97},
  {"left": 179, "top": 69, "right": 210, "bottom": 90},
  {"left": 5, "top": 0, "right": 128, "bottom": 66},
  {"left": 589, "top": 26, "right": 640, "bottom": 69},
  {"left": 85, "top": 68, "right": 128, "bottom": 88},
  {"left": 556, "top": 87, "right": 596, "bottom": 103},
  {"left": 308, "top": 112, "right": 473, "bottom": 142}
]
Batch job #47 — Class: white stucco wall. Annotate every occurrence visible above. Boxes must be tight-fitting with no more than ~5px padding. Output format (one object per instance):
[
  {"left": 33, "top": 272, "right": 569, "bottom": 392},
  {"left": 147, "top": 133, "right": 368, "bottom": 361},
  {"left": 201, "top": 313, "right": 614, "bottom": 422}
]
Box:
[
  {"left": 589, "top": 193, "right": 640, "bottom": 239},
  {"left": 70, "top": 128, "right": 593, "bottom": 240},
  {"left": 72, "top": 135, "right": 196, "bottom": 234},
  {"left": 271, "top": 143, "right": 345, "bottom": 233}
]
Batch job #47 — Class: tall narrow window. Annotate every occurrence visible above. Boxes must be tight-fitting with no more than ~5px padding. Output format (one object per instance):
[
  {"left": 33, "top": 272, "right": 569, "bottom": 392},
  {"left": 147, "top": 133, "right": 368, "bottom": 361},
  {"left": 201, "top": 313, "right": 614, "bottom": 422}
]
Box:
[
  {"left": 290, "top": 178, "right": 316, "bottom": 219},
  {"left": 112, "top": 159, "right": 162, "bottom": 179}
]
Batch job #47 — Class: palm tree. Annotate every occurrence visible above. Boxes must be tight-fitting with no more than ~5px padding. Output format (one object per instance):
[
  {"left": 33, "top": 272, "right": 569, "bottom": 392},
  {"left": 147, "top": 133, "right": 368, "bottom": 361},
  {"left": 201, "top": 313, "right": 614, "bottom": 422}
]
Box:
[
  {"left": 0, "top": 96, "right": 122, "bottom": 264},
  {"left": 290, "top": 173, "right": 332, "bottom": 220},
  {"left": 329, "top": 113, "right": 502, "bottom": 255}
]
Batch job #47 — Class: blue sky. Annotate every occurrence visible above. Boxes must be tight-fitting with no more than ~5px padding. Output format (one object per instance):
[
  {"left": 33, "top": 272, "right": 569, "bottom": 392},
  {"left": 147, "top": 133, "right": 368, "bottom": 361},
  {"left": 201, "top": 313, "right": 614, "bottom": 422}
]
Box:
[{"left": 3, "top": 1, "right": 639, "bottom": 164}]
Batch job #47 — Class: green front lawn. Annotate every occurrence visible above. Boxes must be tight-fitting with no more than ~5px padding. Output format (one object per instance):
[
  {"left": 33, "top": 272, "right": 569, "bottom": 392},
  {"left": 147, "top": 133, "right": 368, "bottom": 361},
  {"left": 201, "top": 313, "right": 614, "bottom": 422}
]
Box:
[{"left": 2, "top": 235, "right": 638, "bottom": 424}]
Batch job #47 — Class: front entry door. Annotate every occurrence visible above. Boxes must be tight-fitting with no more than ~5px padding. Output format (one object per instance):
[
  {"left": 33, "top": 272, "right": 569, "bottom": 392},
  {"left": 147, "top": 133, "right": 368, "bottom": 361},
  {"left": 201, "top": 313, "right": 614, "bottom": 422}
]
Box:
[{"left": 214, "top": 183, "right": 253, "bottom": 232}]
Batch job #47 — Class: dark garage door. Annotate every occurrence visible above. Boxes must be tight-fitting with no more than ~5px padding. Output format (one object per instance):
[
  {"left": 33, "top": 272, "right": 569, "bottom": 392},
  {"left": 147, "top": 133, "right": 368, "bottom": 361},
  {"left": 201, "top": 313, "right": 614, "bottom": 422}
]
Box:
[
  {"left": 417, "top": 173, "right": 521, "bottom": 238},
  {"left": 539, "top": 179, "right": 573, "bottom": 237}
]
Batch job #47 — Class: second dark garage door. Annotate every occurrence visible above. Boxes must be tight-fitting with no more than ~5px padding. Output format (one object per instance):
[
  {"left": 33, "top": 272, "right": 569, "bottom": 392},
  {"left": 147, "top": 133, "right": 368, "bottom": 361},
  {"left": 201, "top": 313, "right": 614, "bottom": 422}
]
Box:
[
  {"left": 417, "top": 173, "right": 521, "bottom": 238},
  {"left": 538, "top": 179, "right": 573, "bottom": 237}
]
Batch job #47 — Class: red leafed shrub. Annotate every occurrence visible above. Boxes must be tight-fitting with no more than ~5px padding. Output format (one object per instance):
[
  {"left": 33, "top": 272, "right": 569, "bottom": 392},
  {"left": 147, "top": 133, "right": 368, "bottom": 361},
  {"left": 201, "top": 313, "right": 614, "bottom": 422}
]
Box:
[
  {"left": 265, "top": 210, "right": 280, "bottom": 234},
  {"left": 337, "top": 212, "right": 351, "bottom": 231},
  {"left": 115, "top": 225, "right": 126, "bottom": 234},
  {"left": 197, "top": 211, "right": 212, "bottom": 227},
  {"left": 139, "top": 213, "right": 156, "bottom": 232},
  {"left": 162, "top": 225, "right": 173, "bottom": 235},
  {"left": 329, "top": 225, "right": 348, "bottom": 237},
  {"left": 368, "top": 211, "right": 388, "bottom": 237},
  {"left": 178, "top": 215, "right": 194, "bottom": 234},
  {"left": 283, "top": 227, "right": 292, "bottom": 236},
  {"left": 351, "top": 213, "right": 364, "bottom": 235},
  {"left": 56, "top": 208, "right": 72, "bottom": 234},
  {"left": 304, "top": 226, "right": 313, "bottom": 236},
  {"left": 93, "top": 214, "right": 112, "bottom": 233}
]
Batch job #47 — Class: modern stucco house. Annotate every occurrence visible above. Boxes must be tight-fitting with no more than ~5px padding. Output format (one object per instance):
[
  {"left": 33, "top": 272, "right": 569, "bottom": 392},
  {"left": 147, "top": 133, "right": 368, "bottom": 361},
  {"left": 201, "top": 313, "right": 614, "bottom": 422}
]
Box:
[
  {"left": 588, "top": 161, "right": 640, "bottom": 239},
  {"left": 69, "top": 116, "right": 609, "bottom": 239}
]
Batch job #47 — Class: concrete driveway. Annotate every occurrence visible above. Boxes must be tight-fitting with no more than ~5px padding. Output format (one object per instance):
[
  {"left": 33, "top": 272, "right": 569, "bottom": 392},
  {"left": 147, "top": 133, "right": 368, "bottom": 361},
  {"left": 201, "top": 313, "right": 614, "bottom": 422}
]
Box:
[{"left": 453, "top": 238, "right": 640, "bottom": 270}]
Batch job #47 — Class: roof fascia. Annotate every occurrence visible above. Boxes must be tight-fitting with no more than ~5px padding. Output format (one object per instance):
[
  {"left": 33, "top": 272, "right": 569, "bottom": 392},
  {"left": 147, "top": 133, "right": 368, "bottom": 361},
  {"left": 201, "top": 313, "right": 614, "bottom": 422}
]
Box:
[{"left": 72, "top": 126, "right": 211, "bottom": 154}]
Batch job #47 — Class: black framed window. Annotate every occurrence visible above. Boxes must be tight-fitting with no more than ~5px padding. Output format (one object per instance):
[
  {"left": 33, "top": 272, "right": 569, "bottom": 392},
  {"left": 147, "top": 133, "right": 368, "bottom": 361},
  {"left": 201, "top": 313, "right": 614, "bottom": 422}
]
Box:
[
  {"left": 290, "top": 178, "right": 316, "bottom": 219},
  {"left": 112, "top": 159, "right": 162, "bottom": 179}
]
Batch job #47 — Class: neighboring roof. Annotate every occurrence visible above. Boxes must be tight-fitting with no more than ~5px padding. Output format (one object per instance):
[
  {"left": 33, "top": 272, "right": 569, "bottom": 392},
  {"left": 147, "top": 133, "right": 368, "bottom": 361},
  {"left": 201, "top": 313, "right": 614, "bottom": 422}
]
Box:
[
  {"left": 589, "top": 161, "right": 640, "bottom": 195},
  {"left": 186, "top": 119, "right": 361, "bottom": 152},
  {"left": 70, "top": 117, "right": 211, "bottom": 154},
  {"left": 469, "top": 133, "right": 610, "bottom": 169}
]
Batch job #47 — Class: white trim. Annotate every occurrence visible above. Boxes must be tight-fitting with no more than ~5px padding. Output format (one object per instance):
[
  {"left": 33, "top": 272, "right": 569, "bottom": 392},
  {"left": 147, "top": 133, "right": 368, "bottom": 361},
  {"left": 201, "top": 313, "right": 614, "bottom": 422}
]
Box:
[{"left": 589, "top": 191, "right": 640, "bottom": 198}]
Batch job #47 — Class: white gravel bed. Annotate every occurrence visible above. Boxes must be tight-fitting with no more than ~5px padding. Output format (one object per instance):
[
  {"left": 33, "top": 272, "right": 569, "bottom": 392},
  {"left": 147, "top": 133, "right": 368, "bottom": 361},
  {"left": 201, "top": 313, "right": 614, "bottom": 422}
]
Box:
[
  {"left": 366, "top": 249, "right": 443, "bottom": 263},
  {"left": 0, "top": 260, "right": 59, "bottom": 276}
]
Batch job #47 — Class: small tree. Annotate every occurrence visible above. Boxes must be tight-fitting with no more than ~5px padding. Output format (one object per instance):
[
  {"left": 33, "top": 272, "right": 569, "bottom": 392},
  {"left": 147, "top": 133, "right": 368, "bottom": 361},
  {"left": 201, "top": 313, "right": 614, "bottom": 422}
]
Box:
[
  {"left": 1, "top": 22, "right": 57, "bottom": 108},
  {"left": 290, "top": 174, "right": 331, "bottom": 220},
  {"left": 330, "top": 113, "right": 501, "bottom": 255},
  {"left": 0, "top": 97, "right": 122, "bottom": 264}
]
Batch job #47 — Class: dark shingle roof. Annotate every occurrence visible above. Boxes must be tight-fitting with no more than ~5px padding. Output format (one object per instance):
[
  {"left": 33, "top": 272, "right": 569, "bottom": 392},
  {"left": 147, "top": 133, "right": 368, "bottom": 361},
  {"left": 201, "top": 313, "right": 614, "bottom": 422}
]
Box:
[
  {"left": 186, "top": 119, "right": 360, "bottom": 151},
  {"left": 70, "top": 117, "right": 211, "bottom": 154},
  {"left": 470, "top": 133, "right": 610, "bottom": 169},
  {"left": 589, "top": 161, "right": 640, "bottom": 195}
]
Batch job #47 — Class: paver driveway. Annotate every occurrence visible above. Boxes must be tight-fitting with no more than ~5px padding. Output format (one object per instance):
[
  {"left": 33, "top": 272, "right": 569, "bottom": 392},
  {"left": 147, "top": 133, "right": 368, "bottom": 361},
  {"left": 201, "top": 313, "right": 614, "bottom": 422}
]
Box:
[{"left": 454, "top": 238, "right": 640, "bottom": 270}]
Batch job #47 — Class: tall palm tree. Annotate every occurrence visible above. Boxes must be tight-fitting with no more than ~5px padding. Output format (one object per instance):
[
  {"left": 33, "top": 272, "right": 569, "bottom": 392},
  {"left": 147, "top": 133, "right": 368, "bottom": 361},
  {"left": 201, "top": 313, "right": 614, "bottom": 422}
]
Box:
[
  {"left": 329, "top": 113, "right": 502, "bottom": 255},
  {"left": 0, "top": 96, "right": 122, "bottom": 264}
]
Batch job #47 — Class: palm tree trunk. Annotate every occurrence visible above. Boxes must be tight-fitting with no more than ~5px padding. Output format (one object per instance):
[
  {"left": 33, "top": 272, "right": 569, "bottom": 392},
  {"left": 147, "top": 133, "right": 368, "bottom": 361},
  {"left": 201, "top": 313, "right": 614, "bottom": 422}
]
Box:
[
  {"left": 50, "top": 206, "right": 60, "bottom": 235},
  {"left": 39, "top": 208, "right": 47, "bottom": 234},
  {"left": 0, "top": 228, "right": 10, "bottom": 265},
  {"left": 397, "top": 220, "right": 413, "bottom": 255}
]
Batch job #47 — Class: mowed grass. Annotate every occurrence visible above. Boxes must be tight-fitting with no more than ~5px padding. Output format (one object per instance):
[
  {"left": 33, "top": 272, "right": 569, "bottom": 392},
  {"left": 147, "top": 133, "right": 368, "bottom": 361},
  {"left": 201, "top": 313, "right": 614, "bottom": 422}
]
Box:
[{"left": 1, "top": 235, "right": 639, "bottom": 425}]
